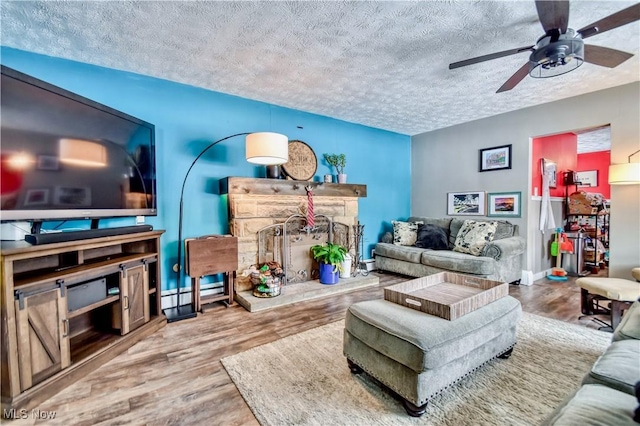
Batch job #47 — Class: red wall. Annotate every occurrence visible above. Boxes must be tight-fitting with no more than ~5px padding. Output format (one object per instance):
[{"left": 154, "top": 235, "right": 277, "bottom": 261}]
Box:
[
  {"left": 531, "top": 133, "right": 577, "bottom": 198},
  {"left": 577, "top": 151, "right": 610, "bottom": 199}
]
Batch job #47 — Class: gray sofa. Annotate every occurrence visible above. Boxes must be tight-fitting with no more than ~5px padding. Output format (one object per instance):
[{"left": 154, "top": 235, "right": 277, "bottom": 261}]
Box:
[
  {"left": 375, "top": 217, "right": 526, "bottom": 284},
  {"left": 544, "top": 299, "right": 640, "bottom": 425}
]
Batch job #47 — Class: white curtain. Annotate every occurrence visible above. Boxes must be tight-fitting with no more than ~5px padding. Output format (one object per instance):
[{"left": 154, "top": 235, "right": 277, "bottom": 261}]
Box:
[{"left": 539, "top": 171, "right": 556, "bottom": 232}]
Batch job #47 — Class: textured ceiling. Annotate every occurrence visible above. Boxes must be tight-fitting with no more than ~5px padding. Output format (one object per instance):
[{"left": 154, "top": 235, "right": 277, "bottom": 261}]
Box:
[
  {"left": 1, "top": 1, "right": 638, "bottom": 136},
  {"left": 575, "top": 125, "right": 611, "bottom": 153}
]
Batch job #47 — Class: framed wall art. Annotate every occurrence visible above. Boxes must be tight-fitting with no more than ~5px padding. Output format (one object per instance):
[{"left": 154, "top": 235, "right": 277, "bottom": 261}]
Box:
[
  {"left": 24, "top": 189, "right": 49, "bottom": 206},
  {"left": 576, "top": 170, "right": 598, "bottom": 187},
  {"left": 479, "top": 144, "right": 512, "bottom": 172},
  {"left": 541, "top": 158, "right": 557, "bottom": 188},
  {"left": 487, "top": 192, "right": 521, "bottom": 218},
  {"left": 447, "top": 191, "right": 486, "bottom": 216}
]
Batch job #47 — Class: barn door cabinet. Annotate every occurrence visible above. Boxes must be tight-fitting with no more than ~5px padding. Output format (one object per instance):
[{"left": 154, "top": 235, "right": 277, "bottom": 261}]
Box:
[
  {"left": 14, "top": 286, "right": 70, "bottom": 392},
  {"left": 1, "top": 231, "right": 166, "bottom": 413},
  {"left": 111, "top": 262, "right": 150, "bottom": 334}
]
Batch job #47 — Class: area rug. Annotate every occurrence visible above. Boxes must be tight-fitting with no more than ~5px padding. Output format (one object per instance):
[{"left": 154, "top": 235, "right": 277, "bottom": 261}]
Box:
[{"left": 221, "top": 312, "right": 610, "bottom": 426}]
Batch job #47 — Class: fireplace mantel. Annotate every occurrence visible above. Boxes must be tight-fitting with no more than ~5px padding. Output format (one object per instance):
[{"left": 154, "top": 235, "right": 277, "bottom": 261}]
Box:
[
  {"left": 221, "top": 177, "right": 367, "bottom": 294},
  {"left": 220, "top": 177, "right": 367, "bottom": 198}
]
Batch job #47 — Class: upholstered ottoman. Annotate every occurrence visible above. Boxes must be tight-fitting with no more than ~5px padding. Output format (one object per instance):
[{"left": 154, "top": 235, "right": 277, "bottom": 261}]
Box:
[
  {"left": 343, "top": 296, "right": 522, "bottom": 416},
  {"left": 577, "top": 277, "right": 640, "bottom": 330}
]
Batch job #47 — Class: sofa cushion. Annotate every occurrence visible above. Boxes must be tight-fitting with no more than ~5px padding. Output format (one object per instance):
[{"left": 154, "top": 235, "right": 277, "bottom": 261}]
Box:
[
  {"left": 392, "top": 220, "right": 422, "bottom": 246},
  {"left": 415, "top": 224, "right": 449, "bottom": 250},
  {"left": 577, "top": 277, "right": 640, "bottom": 302},
  {"left": 543, "top": 384, "right": 637, "bottom": 426},
  {"left": 614, "top": 300, "right": 640, "bottom": 342},
  {"left": 374, "top": 242, "right": 425, "bottom": 264},
  {"left": 582, "top": 339, "right": 640, "bottom": 395},
  {"left": 345, "top": 296, "right": 521, "bottom": 373},
  {"left": 449, "top": 218, "right": 517, "bottom": 249},
  {"left": 420, "top": 249, "right": 496, "bottom": 275},
  {"left": 453, "top": 220, "right": 498, "bottom": 256}
]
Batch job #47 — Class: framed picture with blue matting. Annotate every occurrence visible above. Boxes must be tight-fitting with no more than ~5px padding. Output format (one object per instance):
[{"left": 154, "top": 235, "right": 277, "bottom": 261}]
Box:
[{"left": 487, "top": 192, "right": 521, "bottom": 218}]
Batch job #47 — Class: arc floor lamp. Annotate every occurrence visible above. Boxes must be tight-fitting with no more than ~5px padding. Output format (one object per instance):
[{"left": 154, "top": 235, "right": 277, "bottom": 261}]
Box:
[{"left": 164, "top": 132, "right": 289, "bottom": 322}]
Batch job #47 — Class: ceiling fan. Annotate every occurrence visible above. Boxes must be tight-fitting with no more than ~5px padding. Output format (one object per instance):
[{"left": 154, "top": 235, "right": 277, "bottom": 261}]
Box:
[{"left": 449, "top": 1, "right": 640, "bottom": 93}]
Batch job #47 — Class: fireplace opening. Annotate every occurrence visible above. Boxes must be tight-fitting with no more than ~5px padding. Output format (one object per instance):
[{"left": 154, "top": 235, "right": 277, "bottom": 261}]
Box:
[{"left": 258, "top": 214, "right": 350, "bottom": 284}]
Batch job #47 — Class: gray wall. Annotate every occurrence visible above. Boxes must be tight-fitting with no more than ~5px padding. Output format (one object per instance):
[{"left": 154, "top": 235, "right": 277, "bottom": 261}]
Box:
[{"left": 411, "top": 82, "right": 640, "bottom": 280}]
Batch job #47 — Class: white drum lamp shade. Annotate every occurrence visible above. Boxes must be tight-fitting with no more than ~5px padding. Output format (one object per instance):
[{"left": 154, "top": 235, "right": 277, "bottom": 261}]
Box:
[
  {"left": 609, "top": 149, "right": 640, "bottom": 185},
  {"left": 245, "top": 132, "right": 288, "bottom": 165},
  {"left": 59, "top": 139, "right": 107, "bottom": 167},
  {"left": 609, "top": 162, "right": 640, "bottom": 185}
]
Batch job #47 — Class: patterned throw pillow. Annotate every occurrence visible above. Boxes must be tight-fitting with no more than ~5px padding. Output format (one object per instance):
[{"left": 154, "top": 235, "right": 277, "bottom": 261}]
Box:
[
  {"left": 392, "top": 220, "right": 422, "bottom": 246},
  {"left": 453, "top": 220, "right": 498, "bottom": 256}
]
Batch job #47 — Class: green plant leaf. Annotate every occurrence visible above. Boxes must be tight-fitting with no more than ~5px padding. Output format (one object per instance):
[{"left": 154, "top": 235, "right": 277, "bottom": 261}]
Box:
[
  {"left": 310, "top": 242, "right": 347, "bottom": 268},
  {"left": 322, "top": 153, "right": 346, "bottom": 175}
]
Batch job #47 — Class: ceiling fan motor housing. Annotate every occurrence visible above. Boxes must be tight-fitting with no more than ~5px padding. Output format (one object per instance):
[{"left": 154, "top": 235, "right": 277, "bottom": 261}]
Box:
[{"left": 529, "top": 29, "right": 584, "bottom": 78}]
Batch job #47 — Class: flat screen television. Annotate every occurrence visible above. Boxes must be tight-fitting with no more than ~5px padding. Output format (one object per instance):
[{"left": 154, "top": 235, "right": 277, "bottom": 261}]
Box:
[{"left": 0, "top": 65, "right": 157, "bottom": 223}]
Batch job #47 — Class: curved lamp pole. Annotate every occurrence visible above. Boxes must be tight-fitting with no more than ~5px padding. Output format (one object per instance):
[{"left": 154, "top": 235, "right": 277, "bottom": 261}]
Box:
[{"left": 164, "top": 132, "right": 288, "bottom": 322}]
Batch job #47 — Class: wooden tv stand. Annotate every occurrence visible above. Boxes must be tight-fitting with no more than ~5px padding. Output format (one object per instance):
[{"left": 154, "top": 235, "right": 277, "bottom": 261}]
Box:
[{"left": 1, "top": 230, "right": 167, "bottom": 412}]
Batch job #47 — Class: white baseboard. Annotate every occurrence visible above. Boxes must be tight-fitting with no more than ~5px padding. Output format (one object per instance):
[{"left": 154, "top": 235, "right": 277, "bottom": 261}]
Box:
[
  {"left": 520, "top": 270, "right": 534, "bottom": 286},
  {"left": 360, "top": 259, "right": 376, "bottom": 271},
  {"left": 520, "top": 269, "right": 553, "bottom": 285},
  {"left": 160, "top": 281, "right": 224, "bottom": 310},
  {"left": 533, "top": 269, "right": 552, "bottom": 283}
]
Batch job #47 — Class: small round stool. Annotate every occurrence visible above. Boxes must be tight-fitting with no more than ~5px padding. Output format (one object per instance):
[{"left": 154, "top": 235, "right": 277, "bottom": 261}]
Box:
[{"left": 576, "top": 277, "right": 640, "bottom": 330}]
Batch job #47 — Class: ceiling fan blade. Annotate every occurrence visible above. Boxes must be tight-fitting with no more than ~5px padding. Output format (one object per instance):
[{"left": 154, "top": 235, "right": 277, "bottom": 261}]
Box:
[
  {"left": 535, "top": 0, "right": 570, "bottom": 33},
  {"left": 449, "top": 46, "right": 534, "bottom": 69},
  {"left": 584, "top": 44, "right": 634, "bottom": 68},
  {"left": 496, "top": 62, "right": 531, "bottom": 93},
  {"left": 578, "top": 3, "right": 640, "bottom": 39}
]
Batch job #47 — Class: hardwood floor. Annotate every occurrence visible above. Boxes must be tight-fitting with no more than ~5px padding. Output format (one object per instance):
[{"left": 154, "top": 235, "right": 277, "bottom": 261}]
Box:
[{"left": 13, "top": 271, "right": 610, "bottom": 425}]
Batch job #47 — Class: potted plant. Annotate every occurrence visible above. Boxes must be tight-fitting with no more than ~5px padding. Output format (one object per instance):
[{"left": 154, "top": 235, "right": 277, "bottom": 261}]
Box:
[
  {"left": 323, "top": 153, "right": 347, "bottom": 183},
  {"left": 310, "top": 242, "right": 348, "bottom": 284}
]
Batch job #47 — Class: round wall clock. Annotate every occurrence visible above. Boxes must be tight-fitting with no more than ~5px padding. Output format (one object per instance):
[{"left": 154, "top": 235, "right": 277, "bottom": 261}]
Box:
[{"left": 281, "top": 140, "right": 317, "bottom": 181}]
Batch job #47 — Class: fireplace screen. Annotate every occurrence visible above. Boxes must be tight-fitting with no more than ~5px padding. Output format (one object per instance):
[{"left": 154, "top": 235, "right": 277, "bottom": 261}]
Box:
[{"left": 258, "top": 214, "right": 350, "bottom": 284}]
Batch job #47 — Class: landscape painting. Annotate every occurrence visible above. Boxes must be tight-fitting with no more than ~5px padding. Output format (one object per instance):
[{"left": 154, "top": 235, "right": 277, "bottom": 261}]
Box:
[
  {"left": 447, "top": 191, "right": 486, "bottom": 216},
  {"left": 479, "top": 144, "right": 512, "bottom": 172},
  {"left": 488, "top": 192, "right": 521, "bottom": 217}
]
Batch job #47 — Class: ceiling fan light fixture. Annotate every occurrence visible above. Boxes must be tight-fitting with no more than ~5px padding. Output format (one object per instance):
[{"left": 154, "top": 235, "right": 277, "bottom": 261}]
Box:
[{"left": 529, "top": 31, "right": 584, "bottom": 78}]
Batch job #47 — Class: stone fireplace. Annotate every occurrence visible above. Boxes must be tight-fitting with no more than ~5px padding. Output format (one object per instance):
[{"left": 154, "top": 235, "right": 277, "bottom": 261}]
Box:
[{"left": 220, "top": 177, "right": 367, "bottom": 292}]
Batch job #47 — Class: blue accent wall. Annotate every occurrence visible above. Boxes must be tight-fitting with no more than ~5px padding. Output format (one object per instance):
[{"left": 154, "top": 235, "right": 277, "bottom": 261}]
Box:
[{"left": 1, "top": 47, "right": 411, "bottom": 290}]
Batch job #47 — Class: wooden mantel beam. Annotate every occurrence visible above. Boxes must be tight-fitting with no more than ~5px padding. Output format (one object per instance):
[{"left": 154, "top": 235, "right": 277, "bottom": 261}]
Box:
[{"left": 219, "top": 177, "right": 367, "bottom": 198}]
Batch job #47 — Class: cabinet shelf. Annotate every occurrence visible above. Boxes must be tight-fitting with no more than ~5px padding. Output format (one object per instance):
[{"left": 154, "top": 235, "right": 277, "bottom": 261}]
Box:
[
  {"left": 13, "top": 253, "right": 157, "bottom": 290},
  {"left": 564, "top": 211, "right": 609, "bottom": 270},
  {"left": 69, "top": 329, "right": 120, "bottom": 364},
  {"left": 66, "top": 295, "right": 120, "bottom": 319}
]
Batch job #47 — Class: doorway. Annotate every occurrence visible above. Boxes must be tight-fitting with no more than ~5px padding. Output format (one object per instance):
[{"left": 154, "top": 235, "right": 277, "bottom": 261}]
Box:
[{"left": 531, "top": 125, "right": 611, "bottom": 276}]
